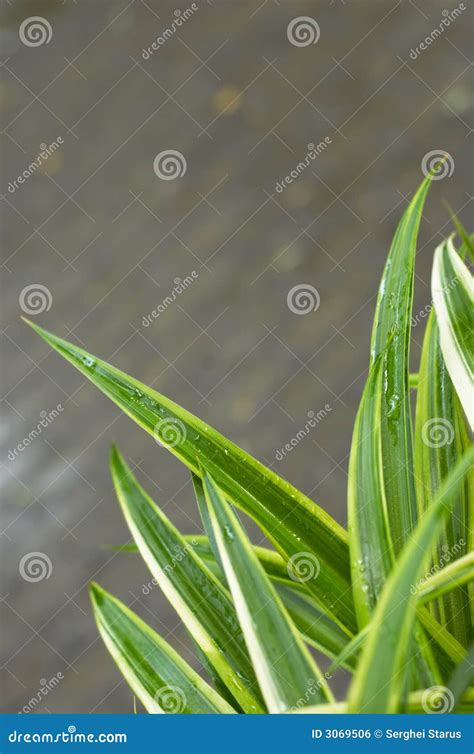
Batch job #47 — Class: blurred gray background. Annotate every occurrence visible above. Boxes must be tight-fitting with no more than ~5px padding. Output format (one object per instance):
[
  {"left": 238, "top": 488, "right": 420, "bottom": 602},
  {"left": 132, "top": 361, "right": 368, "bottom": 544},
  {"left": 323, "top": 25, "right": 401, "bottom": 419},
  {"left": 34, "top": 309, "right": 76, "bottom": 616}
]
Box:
[{"left": 1, "top": 0, "right": 472, "bottom": 713}]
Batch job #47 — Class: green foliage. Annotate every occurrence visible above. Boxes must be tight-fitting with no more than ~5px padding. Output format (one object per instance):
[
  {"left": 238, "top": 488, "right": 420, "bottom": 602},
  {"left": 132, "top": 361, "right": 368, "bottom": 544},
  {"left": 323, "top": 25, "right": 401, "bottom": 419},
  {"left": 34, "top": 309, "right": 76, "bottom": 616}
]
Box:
[{"left": 26, "top": 174, "right": 473, "bottom": 714}]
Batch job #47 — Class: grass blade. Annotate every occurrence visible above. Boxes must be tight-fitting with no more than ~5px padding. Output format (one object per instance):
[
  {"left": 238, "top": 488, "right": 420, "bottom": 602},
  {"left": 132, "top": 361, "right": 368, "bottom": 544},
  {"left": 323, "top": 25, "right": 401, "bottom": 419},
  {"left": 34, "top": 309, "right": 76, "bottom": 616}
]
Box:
[
  {"left": 109, "top": 446, "right": 265, "bottom": 713},
  {"left": 90, "top": 583, "right": 235, "bottom": 714},
  {"left": 24, "top": 319, "right": 355, "bottom": 634},
  {"left": 294, "top": 689, "right": 474, "bottom": 714},
  {"left": 202, "top": 470, "right": 333, "bottom": 712},
  {"left": 432, "top": 237, "right": 474, "bottom": 429},
  {"left": 348, "top": 447, "right": 474, "bottom": 712},
  {"left": 370, "top": 175, "right": 433, "bottom": 549},
  {"left": 417, "top": 553, "right": 474, "bottom": 606},
  {"left": 348, "top": 354, "right": 394, "bottom": 627},
  {"left": 414, "top": 308, "right": 472, "bottom": 645}
]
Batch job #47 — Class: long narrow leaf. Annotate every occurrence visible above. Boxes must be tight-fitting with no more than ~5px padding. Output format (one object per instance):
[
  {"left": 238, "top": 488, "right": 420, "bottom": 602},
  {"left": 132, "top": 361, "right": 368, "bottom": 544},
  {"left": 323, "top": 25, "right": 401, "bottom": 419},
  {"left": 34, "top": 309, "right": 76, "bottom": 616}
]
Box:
[
  {"left": 90, "top": 583, "right": 235, "bottom": 714},
  {"left": 116, "top": 535, "right": 353, "bottom": 665},
  {"left": 370, "top": 174, "right": 433, "bottom": 549},
  {"left": 414, "top": 308, "right": 471, "bottom": 645},
  {"left": 202, "top": 470, "right": 333, "bottom": 712},
  {"left": 24, "top": 319, "right": 355, "bottom": 634},
  {"left": 348, "top": 447, "right": 474, "bottom": 712},
  {"left": 348, "top": 354, "right": 394, "bottom": 627},
  {"left": 432, "top": 237, "right": 474, "bottom": 429},
  {"left": 109, "top": 446, "right": 265, "bottom": 713},
  {"left": 417, "top": 553, "right": 474, "bottom": 606}
]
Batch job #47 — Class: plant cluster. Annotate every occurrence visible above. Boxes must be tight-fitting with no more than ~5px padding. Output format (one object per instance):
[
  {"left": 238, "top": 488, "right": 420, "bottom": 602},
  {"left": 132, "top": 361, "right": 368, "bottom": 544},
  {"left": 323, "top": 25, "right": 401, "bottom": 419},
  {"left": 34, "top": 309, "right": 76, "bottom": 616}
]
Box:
[{"left": 27, "top": 173, "right": 473, "bottom": 714}]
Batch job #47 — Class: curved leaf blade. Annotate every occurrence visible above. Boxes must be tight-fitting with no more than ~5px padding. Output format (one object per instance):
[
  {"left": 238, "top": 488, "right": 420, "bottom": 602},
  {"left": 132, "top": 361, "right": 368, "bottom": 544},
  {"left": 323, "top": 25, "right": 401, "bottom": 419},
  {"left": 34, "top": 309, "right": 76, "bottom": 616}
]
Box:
[
  {"left": 90, "top": 583, "right": 235, "bottom": 714},
  {"left": 202, "top": 470, "right": 333, "bottom": 713},
  {"left": 348, "top": 354, "right": 394, "bottom": 628},
  {"left": 417, "top": 553, "right": 474, "bottom": 607},
  {"left": 432, "top": 237, "right": 474, "bottom": 429},
  {"left": 109, "top": 446, "right": 265, "bottom": 713},
  {"left": 414, "top": 308, "right": 472, "bottom": 645},
  {"left": 348, "top": 447, "right": 474, "bottom": 712},
  {"left": 24, "top": 319, "right": 355, "bottom": 634},
  {"left": 370, "top": 174, "right": 433, "bottom": 548}
]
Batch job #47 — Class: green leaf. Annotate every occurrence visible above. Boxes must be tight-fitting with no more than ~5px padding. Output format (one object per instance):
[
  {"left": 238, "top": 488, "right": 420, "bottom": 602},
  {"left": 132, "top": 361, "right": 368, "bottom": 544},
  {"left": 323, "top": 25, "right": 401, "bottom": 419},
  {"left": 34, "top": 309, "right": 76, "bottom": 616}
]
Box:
[
  {"left": 24, "top": 318, "right": 355, "bottom": 635},
  {"left": 348, "top": 354, "right": 394, "bottom": 627},
  {"left": 432, "top": 237, "right": 474, "bottom": 430},
  {"left": 115, "top": 534, "right": 353, "bottom": 665},
  {"left": 109, "top": 446, "right": 265, "bottom": 713},
  {"left": 274, "top": 585, "right": 354, "bottom": 667},
  {"left": 348, "top": 447, "right": 474, "bottom": 712},
  {"left": 293, "top": 688, "right": 474, "bottom": 714},
  {"left": 447, "top": 207, "right": 474, "bottom": 261},
  {"left": 370, "top": 174, "right": 434, "bottom": 549},
  {"left": 89, "top": 583, "right": 235, "bottom": 714},
  {"left": 417, "top": 553, "right": 474, "bottom": 606},
  {"left": 202, "top": 470, "right": 333, "bottom": 712},
  {"left": 414, "top": 308, "right": 472, "bottom": 645}
]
